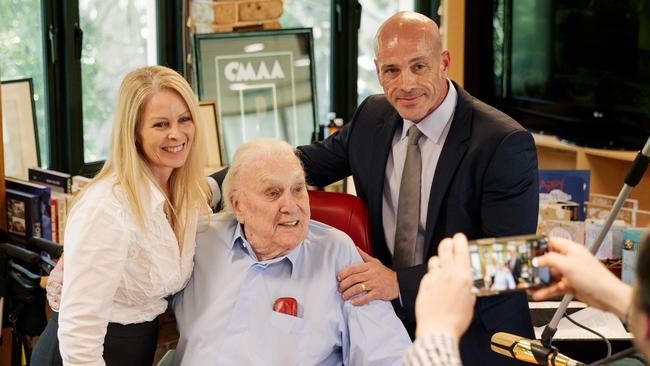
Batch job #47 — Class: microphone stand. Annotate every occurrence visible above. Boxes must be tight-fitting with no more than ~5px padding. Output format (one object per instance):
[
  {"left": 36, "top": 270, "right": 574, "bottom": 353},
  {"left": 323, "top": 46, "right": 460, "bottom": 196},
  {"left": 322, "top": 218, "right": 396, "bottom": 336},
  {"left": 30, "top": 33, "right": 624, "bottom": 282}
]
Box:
[{"left": 541, "top": 136, "right": 650, "bottom": 348}]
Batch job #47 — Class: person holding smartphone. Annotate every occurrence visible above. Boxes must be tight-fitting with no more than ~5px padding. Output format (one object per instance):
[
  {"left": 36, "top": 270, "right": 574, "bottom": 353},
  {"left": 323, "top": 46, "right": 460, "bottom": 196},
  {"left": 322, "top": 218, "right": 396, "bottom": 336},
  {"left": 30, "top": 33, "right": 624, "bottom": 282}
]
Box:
[
  {"left": 529, "top": 236, "right": 649, "bottom": 364},
  {"left": 405, "top": 233, "right": 650, "bottom": 366},
  {"left": 403, "top": 233, "right": 475, "bottom": 366}
]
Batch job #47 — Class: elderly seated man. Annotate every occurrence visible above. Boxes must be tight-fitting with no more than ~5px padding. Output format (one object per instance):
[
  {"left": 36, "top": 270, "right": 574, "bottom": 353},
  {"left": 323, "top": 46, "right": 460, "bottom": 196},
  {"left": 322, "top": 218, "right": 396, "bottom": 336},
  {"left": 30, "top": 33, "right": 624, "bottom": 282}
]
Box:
[{"left": 172, "top": 139, "right": 411, "bottom": 365}]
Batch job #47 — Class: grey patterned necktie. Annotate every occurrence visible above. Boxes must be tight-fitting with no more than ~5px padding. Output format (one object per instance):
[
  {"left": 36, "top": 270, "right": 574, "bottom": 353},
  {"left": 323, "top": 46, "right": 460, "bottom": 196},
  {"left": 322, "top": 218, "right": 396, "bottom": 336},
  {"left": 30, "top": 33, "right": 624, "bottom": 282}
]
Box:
[{"left": 393, "top": 125, "right": 423, "bottom": 268}]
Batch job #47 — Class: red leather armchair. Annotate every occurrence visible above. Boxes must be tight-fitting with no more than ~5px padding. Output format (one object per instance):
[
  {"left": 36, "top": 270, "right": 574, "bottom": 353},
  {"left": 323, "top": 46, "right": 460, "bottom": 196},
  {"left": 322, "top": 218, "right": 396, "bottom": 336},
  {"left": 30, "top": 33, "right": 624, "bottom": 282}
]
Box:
[{"left": 307, "top": 190, "right": 372, "bottom": 255}]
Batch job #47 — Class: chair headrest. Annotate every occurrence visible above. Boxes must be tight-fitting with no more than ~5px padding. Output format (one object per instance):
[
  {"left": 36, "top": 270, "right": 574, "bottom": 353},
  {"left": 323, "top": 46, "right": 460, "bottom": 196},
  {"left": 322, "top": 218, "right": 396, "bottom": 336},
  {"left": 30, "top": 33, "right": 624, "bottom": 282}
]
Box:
[{"left": 307, "top": 190, "right": 372, "bottom": 255}]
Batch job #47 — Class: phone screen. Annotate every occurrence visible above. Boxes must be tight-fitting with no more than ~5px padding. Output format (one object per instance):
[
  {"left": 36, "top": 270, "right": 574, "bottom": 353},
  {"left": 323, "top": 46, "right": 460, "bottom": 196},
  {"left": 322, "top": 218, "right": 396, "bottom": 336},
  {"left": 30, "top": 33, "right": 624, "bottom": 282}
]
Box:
[{"left": 468, "top": 234, "right": 550, "bottom": 296}]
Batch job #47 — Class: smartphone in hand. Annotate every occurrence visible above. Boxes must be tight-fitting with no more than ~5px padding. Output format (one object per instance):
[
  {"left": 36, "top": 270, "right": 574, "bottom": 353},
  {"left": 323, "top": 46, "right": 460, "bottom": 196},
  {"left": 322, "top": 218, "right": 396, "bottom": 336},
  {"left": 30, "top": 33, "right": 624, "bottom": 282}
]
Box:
[{"left": 469, "top": 234, "right": 550, "bottom": 297}]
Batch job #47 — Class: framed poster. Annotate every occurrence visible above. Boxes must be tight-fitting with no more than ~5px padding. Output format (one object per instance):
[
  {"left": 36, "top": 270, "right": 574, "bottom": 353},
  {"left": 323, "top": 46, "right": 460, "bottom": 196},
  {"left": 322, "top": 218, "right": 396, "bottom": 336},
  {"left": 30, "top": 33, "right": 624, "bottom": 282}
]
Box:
[
  {"left": 194, "top": 28, "right": 318, "bottom": 164},
  {"left": 198, "top": 100, "right": 224, "bottom": 169},
  {"left": 1, "top": 79, "right": 40, "bottom": 180}
]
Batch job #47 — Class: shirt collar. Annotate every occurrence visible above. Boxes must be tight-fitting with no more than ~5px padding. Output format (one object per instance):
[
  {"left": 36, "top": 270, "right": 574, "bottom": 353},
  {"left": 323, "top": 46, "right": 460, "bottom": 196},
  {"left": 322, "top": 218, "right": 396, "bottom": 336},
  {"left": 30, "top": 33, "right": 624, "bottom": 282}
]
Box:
[
  {"left": 230, "top": 223, "right": 303, "bottom": 279},
  {"left": 137, "top": 176, "right": 167, "bottom": 215},
  {"left": 400, "top": 79, "right": 458, "bottom": 144}
]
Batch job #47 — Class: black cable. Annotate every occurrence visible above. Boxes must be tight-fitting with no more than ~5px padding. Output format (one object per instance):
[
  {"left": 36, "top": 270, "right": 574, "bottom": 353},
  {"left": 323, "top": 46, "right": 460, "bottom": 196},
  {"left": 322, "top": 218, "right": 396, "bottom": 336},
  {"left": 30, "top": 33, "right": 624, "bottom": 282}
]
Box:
[{"left": 564, "top": 311, "right": 612, "bottom": 358}]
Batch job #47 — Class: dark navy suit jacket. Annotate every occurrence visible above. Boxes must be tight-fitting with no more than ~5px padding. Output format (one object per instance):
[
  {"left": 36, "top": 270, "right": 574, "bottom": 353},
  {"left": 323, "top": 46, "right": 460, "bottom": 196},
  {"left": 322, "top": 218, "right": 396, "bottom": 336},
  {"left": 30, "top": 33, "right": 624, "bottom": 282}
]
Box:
[{"left": 296, "top": 82, "right": 539, "bottom": 366}]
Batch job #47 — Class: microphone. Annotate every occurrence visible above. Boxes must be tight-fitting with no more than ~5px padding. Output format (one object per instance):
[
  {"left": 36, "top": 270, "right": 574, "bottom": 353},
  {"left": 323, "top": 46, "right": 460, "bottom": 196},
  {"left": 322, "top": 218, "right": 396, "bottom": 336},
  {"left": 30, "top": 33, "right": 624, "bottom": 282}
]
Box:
[{"left": 490, "top": 332, "right": 586, "bottom": 366}]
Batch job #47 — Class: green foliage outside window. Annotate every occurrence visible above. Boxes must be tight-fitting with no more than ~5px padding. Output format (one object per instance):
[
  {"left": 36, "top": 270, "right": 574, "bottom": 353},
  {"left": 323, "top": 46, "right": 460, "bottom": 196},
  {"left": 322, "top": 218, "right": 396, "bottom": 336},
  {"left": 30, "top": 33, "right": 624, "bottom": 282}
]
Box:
[{"left": 0, "top": 0, "right": 48, "bottom": 166}]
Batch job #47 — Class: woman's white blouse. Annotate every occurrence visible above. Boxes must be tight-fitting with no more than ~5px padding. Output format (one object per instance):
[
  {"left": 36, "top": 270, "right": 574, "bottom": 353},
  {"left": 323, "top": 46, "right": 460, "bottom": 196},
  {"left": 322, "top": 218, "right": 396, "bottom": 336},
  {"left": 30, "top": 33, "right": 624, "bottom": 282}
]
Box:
[{"left": 58, "top": 177, "right": 198, "bottom": 366}]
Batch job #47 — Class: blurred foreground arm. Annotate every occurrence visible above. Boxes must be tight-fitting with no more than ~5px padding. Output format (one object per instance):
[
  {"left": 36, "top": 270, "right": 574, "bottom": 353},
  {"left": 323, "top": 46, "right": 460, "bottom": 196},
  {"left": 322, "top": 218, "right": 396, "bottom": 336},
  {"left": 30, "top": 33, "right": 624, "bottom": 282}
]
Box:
[
  {"left": 529, "top": 237, "right": 632, "bottom": 320},
  {"left": 404, "top": 233, "right": 475, "bottom": 366}
]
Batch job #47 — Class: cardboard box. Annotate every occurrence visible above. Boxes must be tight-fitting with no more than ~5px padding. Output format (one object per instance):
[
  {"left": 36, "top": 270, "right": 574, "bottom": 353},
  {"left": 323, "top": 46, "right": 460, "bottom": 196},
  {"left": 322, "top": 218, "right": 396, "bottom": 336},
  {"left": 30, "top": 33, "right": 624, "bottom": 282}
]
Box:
[
  {"left": 538, "top": 220, "right": 585, "bottom": 245},
  {"left": 587, "top": 202, "right": 637, "bottom": 227},
  {"left": 239, "top": 0, "right": 283, "bottom": 21},
  {"left": 539, "top": 201, "right": 580, "bottom": 221},
  {"left": 191, "top": 0, "right": 283, "bottom": 25}
]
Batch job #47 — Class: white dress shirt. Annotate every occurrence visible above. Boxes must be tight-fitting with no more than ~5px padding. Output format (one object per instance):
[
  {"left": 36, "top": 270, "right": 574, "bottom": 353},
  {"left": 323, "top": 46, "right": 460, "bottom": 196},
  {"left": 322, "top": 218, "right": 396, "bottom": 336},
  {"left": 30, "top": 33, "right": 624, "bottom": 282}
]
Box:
[
  {"left": 58, "top": 176, "right": 199, "bottom": 366},
  {"left": 383, "top": 80, "right": 458, "bottom": 262}
]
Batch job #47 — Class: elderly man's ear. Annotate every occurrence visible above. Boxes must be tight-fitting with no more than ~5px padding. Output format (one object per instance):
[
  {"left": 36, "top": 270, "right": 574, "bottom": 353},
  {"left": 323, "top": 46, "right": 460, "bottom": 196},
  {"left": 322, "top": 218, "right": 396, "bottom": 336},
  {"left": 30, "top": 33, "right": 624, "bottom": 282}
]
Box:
[{"left": 231, "top": 196, "right": 245, "bottom": 223}]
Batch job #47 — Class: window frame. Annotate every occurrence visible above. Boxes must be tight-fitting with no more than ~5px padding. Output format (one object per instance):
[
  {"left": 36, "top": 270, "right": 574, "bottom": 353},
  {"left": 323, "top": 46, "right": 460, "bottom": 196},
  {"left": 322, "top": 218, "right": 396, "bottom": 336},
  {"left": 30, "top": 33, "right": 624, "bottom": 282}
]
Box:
[
  {"left": 330, "top": 0, "right": 440, "bottom": 123},
  {"left": 38, "top": 0, "right": 437, "bottom": 175},
  {"left": 41, "top": 0, "right": 182, "bottom": 176}
]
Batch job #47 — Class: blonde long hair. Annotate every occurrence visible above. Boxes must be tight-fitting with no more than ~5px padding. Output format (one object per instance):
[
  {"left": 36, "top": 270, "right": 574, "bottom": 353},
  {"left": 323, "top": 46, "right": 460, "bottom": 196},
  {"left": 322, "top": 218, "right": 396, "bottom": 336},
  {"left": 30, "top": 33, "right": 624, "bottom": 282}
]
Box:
[{"left": 77, "top": 65, "right": 211, "bottom": 241}]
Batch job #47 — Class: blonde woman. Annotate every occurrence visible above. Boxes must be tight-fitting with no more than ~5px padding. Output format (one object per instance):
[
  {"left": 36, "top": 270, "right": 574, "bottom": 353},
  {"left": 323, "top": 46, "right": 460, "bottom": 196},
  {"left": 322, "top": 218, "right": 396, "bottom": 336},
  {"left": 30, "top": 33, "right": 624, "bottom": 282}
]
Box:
[{"left": 32, "top": 65, "right": 211, "bottom": 366}]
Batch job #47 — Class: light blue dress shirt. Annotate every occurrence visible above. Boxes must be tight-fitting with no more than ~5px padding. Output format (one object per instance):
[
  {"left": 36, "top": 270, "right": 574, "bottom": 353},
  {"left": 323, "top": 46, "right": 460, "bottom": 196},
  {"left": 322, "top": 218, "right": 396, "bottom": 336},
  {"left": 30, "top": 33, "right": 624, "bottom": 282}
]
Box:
[{"left": 173, "top": 213, "right": 411, "bottom": 366}]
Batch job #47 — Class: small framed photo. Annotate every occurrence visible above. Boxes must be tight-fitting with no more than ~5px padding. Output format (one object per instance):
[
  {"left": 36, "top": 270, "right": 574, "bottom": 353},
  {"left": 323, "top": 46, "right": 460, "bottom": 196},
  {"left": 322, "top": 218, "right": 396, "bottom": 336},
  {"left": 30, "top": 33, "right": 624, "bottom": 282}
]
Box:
[
  {"left": 1, "top": 78, "right": 40, "bottom": 180},
  {"left": 198, "top": 99, "right": 224, "bottom": 169},
  {"left": 193, "top": 28, "right": 318, "bottom": 164}
]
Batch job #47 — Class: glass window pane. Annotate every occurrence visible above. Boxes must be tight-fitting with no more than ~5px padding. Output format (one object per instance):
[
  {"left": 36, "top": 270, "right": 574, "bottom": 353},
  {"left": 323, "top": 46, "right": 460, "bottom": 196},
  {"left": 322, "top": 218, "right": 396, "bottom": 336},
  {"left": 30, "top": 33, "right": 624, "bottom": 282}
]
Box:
[
  {"left": 280, "top": 0, "right": 331, "bottom": 124},
  {"left": 80, "top": 0, "right": 157, "bottom": 163},
  {"left": 357, "top": 0, "right": 414, "bottom": 105},
  {"left": 0, "top": 0, "right": 48, "bottom": 170}
]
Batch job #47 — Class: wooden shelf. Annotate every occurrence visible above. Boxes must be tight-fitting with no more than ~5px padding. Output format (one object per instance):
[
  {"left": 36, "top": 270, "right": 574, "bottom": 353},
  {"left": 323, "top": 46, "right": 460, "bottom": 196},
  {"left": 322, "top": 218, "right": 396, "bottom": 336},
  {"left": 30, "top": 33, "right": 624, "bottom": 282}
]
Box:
[
  {"left": 534, "top": 134, "right": 583, "bottom": 152},
  {"left": 534, "top": 134, "right": 650, "bottom": 227}
]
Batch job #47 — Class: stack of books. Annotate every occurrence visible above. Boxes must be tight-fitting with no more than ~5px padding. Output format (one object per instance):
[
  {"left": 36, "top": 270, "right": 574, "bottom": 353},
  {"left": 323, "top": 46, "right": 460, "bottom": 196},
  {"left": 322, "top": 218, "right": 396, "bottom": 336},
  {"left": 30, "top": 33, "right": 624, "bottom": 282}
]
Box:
[{"left": 5, "top": 167, "right": 75, "bottom": 243}]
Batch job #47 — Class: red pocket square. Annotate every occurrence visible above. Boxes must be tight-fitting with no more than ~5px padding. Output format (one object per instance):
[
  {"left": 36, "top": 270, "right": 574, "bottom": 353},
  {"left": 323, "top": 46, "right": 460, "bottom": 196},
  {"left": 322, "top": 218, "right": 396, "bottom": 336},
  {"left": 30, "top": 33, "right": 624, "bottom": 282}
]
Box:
[{"left": 273, "top": 297, "right": 298, "bottom": 317}]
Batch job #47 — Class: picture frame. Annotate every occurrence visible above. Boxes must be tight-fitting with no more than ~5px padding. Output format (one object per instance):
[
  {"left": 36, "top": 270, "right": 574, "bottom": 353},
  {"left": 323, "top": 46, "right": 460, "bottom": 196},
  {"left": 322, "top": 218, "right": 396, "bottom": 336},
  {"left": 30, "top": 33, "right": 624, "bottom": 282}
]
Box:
[
  {"left": 193, "top": 28, "right": 318, "bottom": 164},
  {"left": 198, "top": 99, "right": 224, "bottom": 169},
  {"left": 1, "top": 78, "right": 40, "bottom": 180}
]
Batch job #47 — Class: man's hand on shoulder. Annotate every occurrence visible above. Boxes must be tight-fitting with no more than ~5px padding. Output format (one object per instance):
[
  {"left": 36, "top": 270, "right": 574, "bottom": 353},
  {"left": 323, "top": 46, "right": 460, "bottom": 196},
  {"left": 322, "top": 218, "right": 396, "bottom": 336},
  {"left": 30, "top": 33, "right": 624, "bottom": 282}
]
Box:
[{"left": 337, "top": 247, "right": 399, "bottom": 306}]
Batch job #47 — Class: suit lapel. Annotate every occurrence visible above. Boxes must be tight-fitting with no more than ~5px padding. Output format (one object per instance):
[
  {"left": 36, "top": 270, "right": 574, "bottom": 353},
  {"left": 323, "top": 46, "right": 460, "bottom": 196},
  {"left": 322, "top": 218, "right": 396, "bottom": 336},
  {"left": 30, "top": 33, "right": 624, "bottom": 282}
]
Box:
[
  {"left": 423, "top": 84, "right": 473, "bottom": 257},
  {"left": 368, "top": 107, "right": 402, "bottom": 264}
]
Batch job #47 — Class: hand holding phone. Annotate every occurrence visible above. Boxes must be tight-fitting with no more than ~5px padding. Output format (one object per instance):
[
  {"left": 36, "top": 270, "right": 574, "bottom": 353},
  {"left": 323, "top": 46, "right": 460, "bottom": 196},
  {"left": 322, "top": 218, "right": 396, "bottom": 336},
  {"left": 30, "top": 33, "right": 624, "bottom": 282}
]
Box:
[
  {"left": 528, "top": 237, "right": 632, "bottom": 318},
  {"left": 468, "top": 234, "right": 550, "bottom": 297},
  {"left": 416, "top": 233, "right": 476, "bottom": 341}
]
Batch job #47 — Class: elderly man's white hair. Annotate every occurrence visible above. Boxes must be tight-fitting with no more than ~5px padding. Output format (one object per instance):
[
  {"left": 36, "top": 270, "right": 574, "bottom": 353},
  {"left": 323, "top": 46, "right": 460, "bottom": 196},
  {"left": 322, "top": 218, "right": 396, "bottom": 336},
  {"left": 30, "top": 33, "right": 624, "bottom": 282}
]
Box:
[{"left": 221, "top": 139, "right": 303, "bottom": 212}]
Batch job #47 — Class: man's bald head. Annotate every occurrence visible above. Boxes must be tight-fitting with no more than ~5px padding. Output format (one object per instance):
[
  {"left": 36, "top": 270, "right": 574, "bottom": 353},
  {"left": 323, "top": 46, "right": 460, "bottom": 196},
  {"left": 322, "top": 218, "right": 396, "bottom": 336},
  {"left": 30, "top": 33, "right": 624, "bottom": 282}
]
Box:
[{"left": 374, "top": 11, "right": 442, "bottom": 57}]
